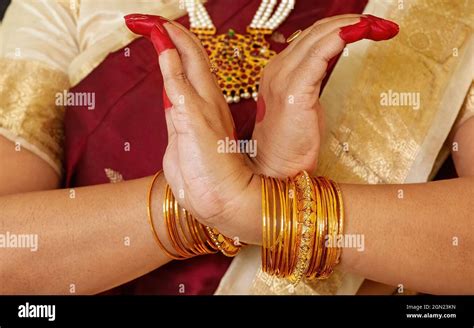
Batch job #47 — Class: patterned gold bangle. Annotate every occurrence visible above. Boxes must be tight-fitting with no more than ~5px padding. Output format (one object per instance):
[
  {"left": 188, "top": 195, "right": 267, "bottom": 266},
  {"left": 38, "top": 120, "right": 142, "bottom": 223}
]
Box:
[
  {"left": 260, "top": 172, "right": 344, "bottom": 285},
  {"left": 306, "top": 176, "right": 325, "bottom": 279},
  {"left": 288, "top": 171, "right": 317, "bottom": 285},
  {"left": 204, "top": 226, "right": 242, "bottom": 257}
]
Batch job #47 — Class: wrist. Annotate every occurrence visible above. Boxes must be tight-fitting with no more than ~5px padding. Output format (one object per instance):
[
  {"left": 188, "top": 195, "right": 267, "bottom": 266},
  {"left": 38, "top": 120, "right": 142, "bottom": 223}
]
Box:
[
  {"left": 244, "top": 150, "right": 287, "bottom": 179},
  {"left": 217, "top": 172, "right": 262, "bottom": 245}
]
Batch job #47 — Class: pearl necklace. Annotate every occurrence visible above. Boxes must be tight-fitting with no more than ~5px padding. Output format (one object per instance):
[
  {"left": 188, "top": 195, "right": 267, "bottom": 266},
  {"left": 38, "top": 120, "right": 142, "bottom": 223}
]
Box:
[{"left": 184, "top": 0, "right": 295, "bottom": 103}]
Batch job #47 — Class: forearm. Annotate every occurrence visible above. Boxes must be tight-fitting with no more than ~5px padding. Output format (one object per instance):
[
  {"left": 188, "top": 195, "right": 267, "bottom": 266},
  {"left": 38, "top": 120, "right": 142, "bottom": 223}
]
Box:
[
  {"left": 452, "top": 117, "right": 474, "bottom": 177},
  {"left": 0, "top": 136, "right": 60, "bottom": 195},
  {"left": 236, "top": 175, "right": 474, "bottom": 294},
  {"left": 0, "top": 176, "right": 171, "bottom": 295}
]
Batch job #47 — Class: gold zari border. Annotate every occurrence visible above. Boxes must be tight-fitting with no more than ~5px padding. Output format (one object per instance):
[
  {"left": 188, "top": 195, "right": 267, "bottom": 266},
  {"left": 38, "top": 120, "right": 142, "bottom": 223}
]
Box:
[{"left": 0, "top": 58, "right": 69, "bottom": 175}]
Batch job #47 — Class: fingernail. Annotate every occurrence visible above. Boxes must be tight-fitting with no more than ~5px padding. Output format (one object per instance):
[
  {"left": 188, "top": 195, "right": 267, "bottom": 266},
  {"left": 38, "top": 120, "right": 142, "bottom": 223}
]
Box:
[
  {"left": 124, "top": 14, "right": 172, "bottom": 37},
  {"left": 150, "top": 24, "right": 176, "bottom": 55},
  {"left": 163, "top": 88, "right": 172, "bottom": 110},
  {"left": 364, "top": 15, "right": 399, "bottom": 41},
  {"left": 340, "top": 15, "right": 399, "bottom": 44}
]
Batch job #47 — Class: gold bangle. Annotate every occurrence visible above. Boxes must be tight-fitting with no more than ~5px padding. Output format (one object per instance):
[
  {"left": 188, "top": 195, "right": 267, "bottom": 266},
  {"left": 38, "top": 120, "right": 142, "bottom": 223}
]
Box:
[
  {"left": 261, "top": 175, "right": 269, "bottom": 273},
  {"left": 287, "top": 176, "right": 298, "bottom": 276},
  {"left": 147, "top": 171, "right": 186, "bottom": 260},
  {"left": 319, "top": 177, "right": 337, "bottom": 278},
  {"left": 332, "top": 180, "right": 344, "bottom": 266},
  {"left": 274, "top": 178, "right": 286, "bottom": 276},
  {"left": 270, "top": 177, "right": 278, "bottom": 274},
  {"left": 204, "top": 226, "right": 241, "bottom": 257},
  {"left": 260, "top": 172, "right": 344, "bottom": 284},
  {"left": 306, "top": 176, "right": 324, "bottom": 279},
  {"left": 323, "top": 179, "right": 344, "bottom": 275},
  {"left": 288, "top": 171, "right": 317, "bottom": 285},
  {"left": 169, "top": 188, "right": 202, "bottom": 257},
  {"left": 166, "top": 184, "right": 225, "bottom": 257}
]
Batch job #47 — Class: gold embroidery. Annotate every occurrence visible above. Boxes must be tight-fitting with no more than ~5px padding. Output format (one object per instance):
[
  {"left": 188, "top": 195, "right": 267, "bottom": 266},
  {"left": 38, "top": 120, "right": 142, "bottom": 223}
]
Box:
[
  {"left": 318, "top": 0, "right": 473, "bottom": 184},
  {"left": 251, "top": 267, "right": 344, "bottom": 295},
  {"left": 69, "top": 1, "right": 190, "bottom": 87},
  {"left": 0, "top": 58, "right": 69, "bottom": 175},
  {"left": 105, "top": 168, "right": 124, "bottom": 183}
]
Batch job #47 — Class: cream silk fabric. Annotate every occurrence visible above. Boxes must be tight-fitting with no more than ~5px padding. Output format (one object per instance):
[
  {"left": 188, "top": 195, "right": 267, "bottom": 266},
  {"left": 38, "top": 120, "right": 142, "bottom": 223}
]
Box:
[
  {"left": 0, "top": 0, "right": 472, "bottom": 295},
  {"left": 0, "top": 0, "right": 187, "bottom": 174}
]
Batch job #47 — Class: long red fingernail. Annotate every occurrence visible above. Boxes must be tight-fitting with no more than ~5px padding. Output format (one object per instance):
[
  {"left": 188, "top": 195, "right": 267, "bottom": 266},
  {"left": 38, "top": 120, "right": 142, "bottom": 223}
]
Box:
[
  {"left": 124, "top": 14, "right": 171, "bottom": 37},
  {"left": 163, "top": 88, "right": 172, "bottom": 110},
  {"left": 340, "top": 15, "right": 399, "bottom": 44},
  {"left": 150, "top": 24, "right": 176, "bottom": 55}
]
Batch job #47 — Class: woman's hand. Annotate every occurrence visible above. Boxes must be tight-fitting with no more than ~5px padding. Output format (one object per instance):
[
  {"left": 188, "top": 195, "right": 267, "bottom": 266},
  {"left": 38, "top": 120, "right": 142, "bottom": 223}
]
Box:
[
  {"left": 250, "top": 14, "right": 399, "bottom": 178},
  {"left": 123, "top": 14, "right": 399, "bottom": 242},
  {"left": 125, "top": 15, "right": 254, "bottom": 234}
]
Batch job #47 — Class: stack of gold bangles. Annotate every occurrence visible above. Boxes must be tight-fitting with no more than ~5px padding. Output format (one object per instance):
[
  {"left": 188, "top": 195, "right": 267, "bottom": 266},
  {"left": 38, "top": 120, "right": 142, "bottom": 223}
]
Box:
[
  {"left": 147, "top": 170, "right": 344, "bottom": 286},
  {"left": 261, "top": 171, "right": 344, "bottom": 285},
  {"left": 147, "top": 171, "right": 242, "bottom": 260}
]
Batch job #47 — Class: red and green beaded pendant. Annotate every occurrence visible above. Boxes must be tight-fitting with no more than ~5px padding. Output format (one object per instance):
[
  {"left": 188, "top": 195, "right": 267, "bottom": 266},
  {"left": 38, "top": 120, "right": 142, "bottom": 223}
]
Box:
[{"left": 192, "top": 27, "right": 276, "bottom": 104}]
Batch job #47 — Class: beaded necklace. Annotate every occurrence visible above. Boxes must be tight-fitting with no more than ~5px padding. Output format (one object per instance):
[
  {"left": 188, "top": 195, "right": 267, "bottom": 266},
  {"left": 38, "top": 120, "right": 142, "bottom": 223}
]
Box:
[{"left": 185, "top": 0, "right": 295, "bottom": 103}]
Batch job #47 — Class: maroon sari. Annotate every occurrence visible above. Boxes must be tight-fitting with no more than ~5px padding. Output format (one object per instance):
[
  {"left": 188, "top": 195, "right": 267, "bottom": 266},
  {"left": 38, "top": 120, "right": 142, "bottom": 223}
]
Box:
[{"left": 64, "top": 0, "right": 367, "bottom": 295}]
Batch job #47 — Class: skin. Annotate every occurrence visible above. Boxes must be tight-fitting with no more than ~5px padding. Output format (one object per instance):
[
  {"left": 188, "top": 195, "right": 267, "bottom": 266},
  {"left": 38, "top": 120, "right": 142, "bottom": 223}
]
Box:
[
  {"left": 0, "top": 15, "right": 472, "bottom": 295},
  {"left": 0, "top": 166, "right": 172, "bottom": 294},
  {"left": 250, "top": 15, "right": 399, "bottom": 178},
  {"left": 452, "top": 117, "right": 474, "bottom": 177},
  {"left": 153, "top": 17, "right": 473, "bottom": 295},
  {"left": 0, "top": 17, "right": 254, "bottom": 295}
]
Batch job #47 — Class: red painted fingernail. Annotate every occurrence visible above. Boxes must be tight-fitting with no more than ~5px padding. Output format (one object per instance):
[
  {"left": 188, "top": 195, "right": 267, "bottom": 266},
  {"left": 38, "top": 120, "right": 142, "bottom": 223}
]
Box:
[
  {"left": 150, "top": 24, "right": 176, "bottom": 55},
  {"left": 364, "top": 15, "right": 399, "bottom": 41},
  {"left": 124, "top": 14, "right": 171, "bottom": 37},
  {"left": 340, "top": 15, "right": 399, "bottom": 44},
  {"left": 163, "top": 88, "right": 172, "bottom": 110}
]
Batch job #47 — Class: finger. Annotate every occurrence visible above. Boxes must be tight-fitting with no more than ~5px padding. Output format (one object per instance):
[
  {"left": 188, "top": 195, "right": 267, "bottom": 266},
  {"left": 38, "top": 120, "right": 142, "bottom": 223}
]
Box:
[
  {"left": 289, "top": 15, "right": 398, "bottom": 64},
  {"left": 313, "top": 14, "right": 364, "bottom": 27},
  {"left": 163, "top": 88, "right": 177, "bottom": 140},
  {"left": 167, "top": 21, "right": 223, "bottom": 93},
  {"left": 166, "top": 22, "right": 235, "bottom": 137},
  {"left": 150, "top": 25, "right": 202, "bottom": 136},
  {"left": 285, "top": 14, "right": 362, "bottom": 50},
  {"left": 288, "top": 31, "right": 346, "bottom": 92},
  {"left": 288, "top": 15, "right": 399, "bottom": 85},
  {"left": 164, "top": 23, "right": 222, "bottom": 101},
  {"left": 282, "top": 16, "right": 362, "bottom": 66},
  {"left": 167, "top": 21, "right": 212, "bottom": 67}
]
